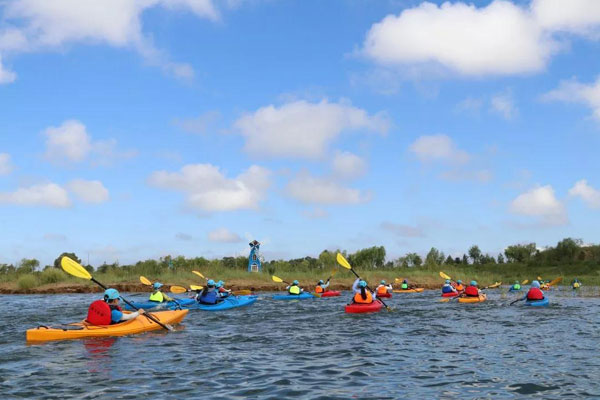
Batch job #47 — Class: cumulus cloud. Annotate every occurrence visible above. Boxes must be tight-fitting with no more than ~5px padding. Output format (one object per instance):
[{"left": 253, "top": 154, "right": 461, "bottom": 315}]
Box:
[
  {"left": 0, "top": 153, "right": 14, "bottom": 175},
  {"left": 0, "top": 56, "right": 17, "bottom": 84},
  {"left": 148, "top": 163, "right": 271, "bottom": 212},
  {"left": 510, "top": 185, "right": 567, "bottom": 225},
  {"left": 44, "top": 120, "right": 92, "bottom": 162},
  {"left": 285, "top": 173, "right": 371, "bottom": 205},
  {"left": 331, "top": 151, "right": 367, "bottom": 179},
  {"left": 440, "top": 169, "right": 493, "bottom": 183},
  {"left": 207, "top": 228, "right": 242, "bottom": 243},
  {"left": 67, "top": 179, "right": 109, "bottom": 204},
  {"left": 409, "top": 134, "right": 470, "bottom": 164},
  {"left": 381, "top": 221, "right": 425, "bottom": 237},
  {"left": 234, "top": 99, "right": 389, "bottom": 159},
  {"left": 569, "top": 179, "right": 600, "bottom": 209},
  {"left": 361, "top": 0, "right": 600, "bottom": 77},
  {"left": 542, "top": 76, "right": 600, "bottom": 121},
  {"left": 491, "top": 91, "right": 518, "bottom": 120},
  {"left": 0, "top": 183, "right": 71, "bottom": 207}
]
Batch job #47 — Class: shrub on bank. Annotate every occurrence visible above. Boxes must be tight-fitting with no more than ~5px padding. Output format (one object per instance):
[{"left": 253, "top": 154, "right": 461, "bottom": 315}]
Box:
[
  {"left": 40, "top": 268, "right": 67, "bottom": 284},
  {"left": 17, "top": 274, "right": 39, "bottom": 290}
]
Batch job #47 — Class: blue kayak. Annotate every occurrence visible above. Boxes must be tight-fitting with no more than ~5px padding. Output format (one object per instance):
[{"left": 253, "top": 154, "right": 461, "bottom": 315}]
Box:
[
  {"left": 525, "top": 298, "right": 549, "bottom": 307},
  {"left": 123, "top": 298, "right": 196, "bottom": 310},
  {"left": 272, "top": 292, "right": 314, "bottom": 300},
  {"left": 186, "top": 295, "right": 258, "bottom": 311},
  {"left": 509, "top": 287, "right": 521, "bottom": 292}
]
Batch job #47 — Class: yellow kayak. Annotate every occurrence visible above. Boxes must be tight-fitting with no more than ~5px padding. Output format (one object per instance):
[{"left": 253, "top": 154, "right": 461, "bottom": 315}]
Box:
[
  {"left": 26, "top": 310, "right": 188, "bottom": 342},
  {"left": 393, "top": 288, "right": 424, "bottom": 293},
  {"left": 458, "top": 294, "right": 487, "bottom": 303}
]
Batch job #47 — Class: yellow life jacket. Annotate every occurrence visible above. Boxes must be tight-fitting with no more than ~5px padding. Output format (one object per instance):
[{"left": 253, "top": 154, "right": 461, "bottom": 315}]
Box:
[
  {"left": 149, "top": 291, "right": 164, "bottom": 302},
  {"left": 574, "top": 282, "right": 581, "bottom": 288},
  {"left": 354, "top": 290, "right": 373, "bottom": 304},
  {"left": 289, "top": 285, "right": 300, "bottom": 295}
]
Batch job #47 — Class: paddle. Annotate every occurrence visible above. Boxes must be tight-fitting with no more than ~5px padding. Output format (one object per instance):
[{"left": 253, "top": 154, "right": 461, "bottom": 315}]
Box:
[
  {"left": 336, "top": 253, "right": 389, "bottom": 310},
  {"left": 440, "top": 282, "right": 499, "bottom": 302},
  {"left": 192, "top": 270, "right": 205, "bottom": 279},
  {"left": 510, "top": 296, "right": 526, "bottom": 305},
  {"left": 271, "top": 275, "right": 320, "bottom": 297},
  {"left": 547, "top": 277, "right": 563, "bottom": 287},
  {"left": 140, "top": 276, "right": 152, "bottom": 286},
  {"left": 60, "top": 257, "right": 173, "bottom": 331},
  {"left": 521, "top": 279, "right": 529, "bottom": 285}
]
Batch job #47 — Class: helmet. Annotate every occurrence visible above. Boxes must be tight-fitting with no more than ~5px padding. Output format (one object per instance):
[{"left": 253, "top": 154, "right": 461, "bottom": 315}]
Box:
[
  {"left": 207, "top": 279, "right": 216, "bottom": 286},
  {"left": 403, "top": 279, "right": 407, "bottom": 283},
  {"left": 318, "top": 280, "right": 324, "bottom": 284},
  {"left": 470, "top": 280, "right": 477, "bottom": 286},
  {"left": 104, "top": 288, "right": 120, "bottom": 301},
  {"left": 380, "top": 280, "right": 386, "bottom": 285},
  {"left": 293, "top": 280, "right": 299, "bottom": 285},
  {"left": 445, "top": 279, "right": 451, "bottom": 284},
  {"left": 215, "top": 281, "right": 223, "bottom": 288},
  {"left": 515, "top": 280, "right": 519, "bottom": 284},
  {"left": 531, "top": 280, "right": 540, "bottom": 288},
  {"left": 358, "top": 280, "right": 367, "bottom": 288},
  {"left": 457, "top": 280, "right": 462, "bottom": 284},
  {"left": 153, "top": 282, "right": 163, "bottom": 290}
]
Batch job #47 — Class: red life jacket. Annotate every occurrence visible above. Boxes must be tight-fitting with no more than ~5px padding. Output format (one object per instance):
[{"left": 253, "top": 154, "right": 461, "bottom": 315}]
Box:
[
  {"left": 527, "top": 288, "right": 544, "bottom": 300},
  {"left": 87, "top": 300, "right": 121, "bottom": 325},
  {"left": 465, "top": 286, "right": 479, "bottom": 297}
]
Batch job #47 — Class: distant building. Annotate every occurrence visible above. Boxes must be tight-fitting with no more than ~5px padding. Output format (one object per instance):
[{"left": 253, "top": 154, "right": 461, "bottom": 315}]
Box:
[{"left": 248, "top": 240, "right": 262, "bottom": 272}]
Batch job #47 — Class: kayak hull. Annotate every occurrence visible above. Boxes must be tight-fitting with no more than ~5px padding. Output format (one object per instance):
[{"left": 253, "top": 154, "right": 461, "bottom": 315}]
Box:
[
  {"left": 508, "top": 288, "right": 522, "bottom": 292},
  {"left": 320, "top": 291, "right": 341, "bottom": 297},
  {"left": 458, "top": 294, "right": 487, "bottom": 303},
  {"left": 377, "top": 292, "right": 392, "bottom": 298},
  {"left": 441, "top": 292, "right": 459, "bottom": 297},
  {"left": 186, "top": 295, "right": 257, "bottom": 311},
  {"left": 345, "top": 301, "right": 383, "bottom": 314},
  {"left": 525, "top": 298, "right": 549, "bottom": 307},
  {"left": 272, "top": 292, "right": 314, "bottom": 300},
  {"left": 123, "top": 298, "right": 195, "bottom": 311},
  {"left": 394, "top": 288, "right": 424, "bottom": 293},
  {"left": 26, "top": 310, "right": 188, "bottom": 342}
]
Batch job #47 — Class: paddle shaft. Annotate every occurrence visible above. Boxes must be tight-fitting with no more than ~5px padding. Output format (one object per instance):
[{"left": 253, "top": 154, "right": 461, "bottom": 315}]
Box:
[{"left": 347, "top": 268, "right": 389, "bottom": 309}]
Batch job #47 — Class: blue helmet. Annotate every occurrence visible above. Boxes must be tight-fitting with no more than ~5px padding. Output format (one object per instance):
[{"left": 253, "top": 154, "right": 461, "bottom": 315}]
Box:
[
  {"left": 207, "top": 279, "right": 216, "bottom": 287},
  {"left": 153, "top": 282, "right": 163, "bottom": 290},
  {"left": 380, "top": 280, "right": 386, "bottom": 285},
  {"left": 531, "top": 280, "right": 540, "bottom": 288},
  {"left": 293, "top": 280, "right": 299, "bottom": 285},
  {"left": 358, "top": 280, "right": 367, "bottom": 288},
  {"left": 215, "top": 281, "right": 223, "bottom": 288},
  {"left": 104, "top": 288, "right": 120, "bottom": 301},
  {"left": 445, "top": 279, "right": 451, "bottom": 284},
  {"left": 457, "top": 280, "right": 462, "bottom": 284},
  {"left": 318, "top": 279, "right": 324, "bottom": 284},
  {"left": 470, "top": 280, "right": 477, "bottom": 286}
]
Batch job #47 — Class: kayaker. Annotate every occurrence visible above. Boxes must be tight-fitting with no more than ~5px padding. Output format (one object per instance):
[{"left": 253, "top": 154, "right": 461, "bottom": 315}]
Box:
[
  {"left": 572, "top": 278, "right": 582, "bottom": 290},
  {"left": 454, "top": 279, "right": 465, "bottom": 292},
  {"left": 149, "top": 282, "right": 173, "bottom": 303},
  {"left": 197, "top": 279, "right": 222, "bottom": 305},
  {"left": 286, "top": 280, "right": 305, "bottom": 295},
  {"left": 87, "top": 288, "right": 145, "bottom": 325},
  {"left": 442, "top": 279, "right": 457, "bottom": 295},
  {"left": 525, "top": 280, "right": 544, "bottom": 301},
  {"left": 375, "top": 280, "right": 392, "bottom": 296},
  {"left": 351, "top": 278, "right": 375, "bottom": 304},
  {"left": 216, "top": 280, "right": 232, "bottom": 298},
  {"left": 314, "top": 279, "right": 330, "bottom": 294},
  {"left": 400, "top": 279, "right": 411, "bottom": 290},
  {"left": 511, "top": 280, "right": 521, "bottom": 291},
  {"left": 463, "top": 281, "right": 481, "bottom": 297}
]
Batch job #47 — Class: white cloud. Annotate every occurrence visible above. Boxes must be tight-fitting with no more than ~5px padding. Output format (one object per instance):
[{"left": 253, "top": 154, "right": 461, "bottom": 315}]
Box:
[
  {"left": 532, "top": 0, "right": 600, "bottom": 34},
  {"left": 409, "top": 134, "right": 470, "bottom": 164},
  {"left": 569, "top": 179, "right": 600, "bottom": 209},
  {"left": 331, "top": 151, "right": 367, "bottom": 179},
  {"left": 510, "top": 185, "right": 567, "bottom": 225},
  {"left": 148, "top": 164, "right": 271, "bottom": 212},
  {"left": 43, "top": 120, "right": 92, "bottom": 162},
  {"left": 0, "top": 56, "right": 17, "bottom": 84},
  {"left": 0, "top": 183, "right": 71, "bottom": 207},
  {"left": 440, "top": 169, "right": 493, "bottom": 183},
  {"left": 91, "top": 138, "right": 138, "bottom": 166},
  {"left": 0, "top": 153, "right": 14, "bottom": 175},
  {"left": 455, "top": 97, "right": 484, "bottom": 114},
  {"left": 542, "top": 76, "right": 600, "bottom": 121},
  {"left": 207, "top": 228, "right": 242, "bottom": 243},
  {"left": 381, "top": 221, "right": 425, "bottom": 237},
  {"left": 286, "top": 173, "right": 371, "bottom": 205},
  {"left": 491, "top": 91, "right": 518, "bottom": 120},
  {"left": 67, "top": 179, "right": 109, "bottom": 204},
  {"left": 234, "top": 99, "right": 389, "bottom": 159}
]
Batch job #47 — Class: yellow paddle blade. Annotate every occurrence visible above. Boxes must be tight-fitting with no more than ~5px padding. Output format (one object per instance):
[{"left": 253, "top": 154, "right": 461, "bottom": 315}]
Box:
[
  {"left": 61, "top": 256, "right": 91, "bottom": 280},
  {"left": 233, "top": 289, "right": 252, "bottom": 296},
  {"left": 521, "top": 279, "right": 529, "bottom": 285},
  {"left": 312, "top": 292, "right": 322, "bottom": 298},
  {"left": 271, "top": 275, "right": 284, "bottom": 283},
  {"left": 537, "top": 276, "right": 542, "bottom": 280},
  {"left": 190, "top": 284, "right": 203, "bottom": 291},
  {"left": 192, "top": 270, "right": 205, "bottom": 279},
  {"left": 487, "top": 282, "right": 501, "bottom": 288},
  {"left": 548, "top": 277, "right": 563, "bottom": 286},
  {"left": 331, "top": 269, "right": 337, "bottom": 277},
  {"left": 336, "top": 253, "right": 352, "bottom": 270},
  {"left": 140, "top": 276, "right": 152, "bottom": 286},
  {"left": 170, "top": 285, "right": 188, "bottom": 294},
  {"left": 439, "top": 298, "right": 450, "bottom": 302},
  {"left": 439, "top": 271, "right": 451, "bottom": 280}
]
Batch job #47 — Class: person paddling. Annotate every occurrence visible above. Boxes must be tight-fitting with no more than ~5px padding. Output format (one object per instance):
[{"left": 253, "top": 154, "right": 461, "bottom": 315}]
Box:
[
  {"left": 287, "top": 280, "right": 305, "bottom": 295},
  {"left": 216, "top": 280, "right": 232, "bottom": 298},
  {"left": 375, "top": 280, "right": 392, "bottom": 297},
  {"left": 197, "top": 279, "right": 222, "bottom": 305},
  {"left": 351, "top": 278, "right": 376, "bottom": 304},
  {"left": 149, "top": 282, "right": 173, "bottom": 303},
  {"left": 87, "top": 289, "right": 145, "bottom": 325},
  {"left": 463, "top": 281, "right": 481, "bottom": 297},
  {"left": 314, "top": 279, "right": 330, "bottom": 294},
  {"left": 400, "top": 279, "right": 412, "bottom": 290},
  {"left": 510, "top": 280, "right": 521, "bottom": 291},
  {"left": 442, "top": 279, "right": 458, "bottom": 295},
  {"left": 525, "top": 280, "right": 545, "bottom": 301},
  {"left": 572, "top": 278, "right": 582, "bottom": 290},
  {"left": 454, "top": 279, "right": 465, "bottom": 292}
]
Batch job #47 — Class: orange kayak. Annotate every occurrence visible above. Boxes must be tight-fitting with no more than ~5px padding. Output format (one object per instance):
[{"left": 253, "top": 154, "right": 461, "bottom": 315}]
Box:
[
  {"left": 393, "top": 288, "right": 424, "bottom": 293},
  {"left": 458, "top": 294, "right": 487, "bottom": 303},
  {"left": 26, "top": 310, "right": 188, "bottom": 342}
]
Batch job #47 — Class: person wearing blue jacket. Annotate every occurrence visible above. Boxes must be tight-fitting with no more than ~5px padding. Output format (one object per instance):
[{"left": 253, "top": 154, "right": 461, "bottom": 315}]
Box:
[{"left": 197, "top": 279, "right": 222, "bottom": 305}]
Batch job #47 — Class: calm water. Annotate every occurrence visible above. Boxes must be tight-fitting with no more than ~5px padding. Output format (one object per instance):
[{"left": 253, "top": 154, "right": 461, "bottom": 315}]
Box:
[{"left": 1, "top": 289, "right": 599, "bottom": 399}]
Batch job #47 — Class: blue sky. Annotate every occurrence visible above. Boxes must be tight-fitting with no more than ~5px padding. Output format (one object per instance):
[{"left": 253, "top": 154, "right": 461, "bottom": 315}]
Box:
[{"left": 0, "top": 0, "right": 599, "bottom": 267}]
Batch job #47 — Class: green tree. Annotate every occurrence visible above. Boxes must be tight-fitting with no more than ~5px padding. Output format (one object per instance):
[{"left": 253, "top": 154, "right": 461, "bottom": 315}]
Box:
[
  {"left": 462, "top": 254, "right": 469, "bottom": 264},
  {"left": 318, "top": 250, "right": 336, "bottom": 270},
  {"left": 53, "top": 252, "right": 81, "bottom": 269},
  {"left": 497, "top": 253, "right": 505, "bottom": 264},
  {"left": 468, "top": 245, "right": 482, "bottom": 264},
  {"left": 425, "top": 247, "right": 445, "bottom": 266},
  {"left": 17, "top": 258, "right": 40, "bottom": 274},
  {"left": 504, "top": 243, "right": 536, "bottom": 263},
  {"left": 555, "top": 238, "right": 582, "bottom": 262},
  {"left": 445, "top": 255, "right": 454, "bottom": 265}
]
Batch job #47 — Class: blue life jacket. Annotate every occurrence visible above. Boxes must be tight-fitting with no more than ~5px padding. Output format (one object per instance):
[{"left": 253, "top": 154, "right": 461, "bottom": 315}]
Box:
[
  {"left": 442, "top": 285, "right": 454, "bottom": 293},
  {"left": 199, "top": 290, "right": 218, "bottom": 305}
]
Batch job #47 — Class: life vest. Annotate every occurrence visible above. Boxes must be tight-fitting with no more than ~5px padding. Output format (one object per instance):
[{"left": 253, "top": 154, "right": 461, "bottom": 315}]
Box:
[
  {"left": 353, "top": 289, "right": 373, "bottom": 304},
  {"left": 455, "top": 284, "right": 464, "bottom": 291},
  {"left": 465, "top": 286, "right": 479, "bottom": 297},
  {"left": 573, "top": 282, "right": 581, "bottom": 288},
  {"left": 289, "top": 285, "right": 300, "bottom": 295},
  {"left": 199, "top": 290, "right": 218, "bottom": 304},
  {"left": 512, "top": 284, "right": 521, "bottom": 290},
  {"left": 401, "top": 283, "right": 408, "bottom": 290},
  {"left": 149, "top": 291, "right": 164, "bottom": 302},
  {"left": 315, "top": 285, "right": 324, "bottom": 293},
  {"left": 527, "top": 288, "right": 544, "bottom": 300},
  {"left": 87, "top": 300, "right": 121, "bottom": 325},
  {"left": 376, "top": 285, "right": 388, "bottom": 295},
  {"left": 442, "top": 284, "right": 454, "bottom": 293}
]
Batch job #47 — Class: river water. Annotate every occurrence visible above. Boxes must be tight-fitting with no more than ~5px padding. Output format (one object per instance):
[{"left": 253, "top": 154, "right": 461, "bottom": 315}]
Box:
[{"left": 1, "top": 289, "right": 599, "bottom": 399}]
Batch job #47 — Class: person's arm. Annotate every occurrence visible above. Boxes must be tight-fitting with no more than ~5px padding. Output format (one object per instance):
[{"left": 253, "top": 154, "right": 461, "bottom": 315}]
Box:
[
  {"left": 285, "top": 285, "right": 291, "bottom": 290},
  {"left": 323, "top": 281, "right": 330, "bottom": 289},
  {"left": 163, "top": 293, "right": 173, "bottom": 302},
  {"left": 120, "top": 310, "right": 141, "bottom": 321},
  {"left": 352, "top": 278, "right": 360, "bottom": 293}
]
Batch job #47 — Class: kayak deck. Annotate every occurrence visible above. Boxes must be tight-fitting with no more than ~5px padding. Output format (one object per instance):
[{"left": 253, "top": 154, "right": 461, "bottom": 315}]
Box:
[
  {"left": 345, "top": 300, "right": 383, "bottom": 314},
  {"left": 394, "top": 288, "right": 424, "bottom": 293},
  {"left": 458, "top": 294, "right": 487, "bottom": 303}
]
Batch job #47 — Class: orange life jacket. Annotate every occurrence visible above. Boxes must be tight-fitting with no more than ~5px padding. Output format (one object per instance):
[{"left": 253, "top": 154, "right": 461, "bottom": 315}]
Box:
[
  {"left": 376, "top": 285, "right": 388, "bottom": 295},
  {"left": 315, "top": 286, "right": 324, "bottom": 293},
  {"left": 455, "top": 284, "right": 464, "bottom": 291},
  {"left": 353, "top": 290, "right": 373, "bottom": 304}
]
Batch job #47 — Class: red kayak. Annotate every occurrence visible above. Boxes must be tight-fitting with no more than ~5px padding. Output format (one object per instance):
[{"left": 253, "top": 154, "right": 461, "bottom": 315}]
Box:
[
  {"left": 442, "top": 292, "right": 459, "bottom": 297},
  {"left": 320, "top": 291, "right": 341, "bottom": 297},
  {"left": 377, "top": 292, "right": 392, "bottom": 298},
  {"left": 345, "top": 301, "right": 383, "bottom": 314}
]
